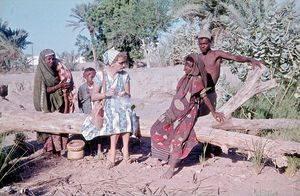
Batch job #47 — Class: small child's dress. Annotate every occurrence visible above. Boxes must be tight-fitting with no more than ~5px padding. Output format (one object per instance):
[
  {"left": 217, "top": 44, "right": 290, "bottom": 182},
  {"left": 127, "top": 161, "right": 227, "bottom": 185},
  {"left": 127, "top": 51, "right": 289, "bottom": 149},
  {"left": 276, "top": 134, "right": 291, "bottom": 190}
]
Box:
[{"left": 81, "top": 69, "right": 133, "bottom": 141}]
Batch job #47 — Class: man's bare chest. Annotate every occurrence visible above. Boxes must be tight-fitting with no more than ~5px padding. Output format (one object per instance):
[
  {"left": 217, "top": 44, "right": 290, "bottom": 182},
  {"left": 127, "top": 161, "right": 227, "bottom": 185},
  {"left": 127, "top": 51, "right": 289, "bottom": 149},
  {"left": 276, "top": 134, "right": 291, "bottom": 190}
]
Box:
[{"left": 200, "top": 54, "right": 219, "bottom": 71}]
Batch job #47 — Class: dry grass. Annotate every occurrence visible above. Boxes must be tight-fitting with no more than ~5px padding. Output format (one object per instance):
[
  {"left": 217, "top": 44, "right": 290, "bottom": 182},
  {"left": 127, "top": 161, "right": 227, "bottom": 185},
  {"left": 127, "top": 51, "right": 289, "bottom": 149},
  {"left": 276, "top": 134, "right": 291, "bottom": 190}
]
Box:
[{"left": 251, "top": 139, "right": 267, "bottom": 175}]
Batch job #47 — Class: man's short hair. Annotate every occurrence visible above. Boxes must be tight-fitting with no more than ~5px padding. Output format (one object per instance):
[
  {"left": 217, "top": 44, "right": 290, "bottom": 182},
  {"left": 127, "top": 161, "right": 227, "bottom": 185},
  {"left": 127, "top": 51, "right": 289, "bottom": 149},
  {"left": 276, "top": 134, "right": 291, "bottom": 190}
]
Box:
[
  {"left": 84, "top": 67, "right": 96, "bottom": 73},
  {"left": 196, "top": 30, "right": 212, "bottom": 41}
]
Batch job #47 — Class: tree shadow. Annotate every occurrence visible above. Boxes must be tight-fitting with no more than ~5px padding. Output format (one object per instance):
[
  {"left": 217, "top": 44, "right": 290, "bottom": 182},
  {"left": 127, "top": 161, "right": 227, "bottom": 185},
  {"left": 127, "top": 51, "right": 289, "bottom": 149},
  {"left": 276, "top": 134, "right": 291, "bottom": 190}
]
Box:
[{"left": 179, "top": 144, "right": 248, "bottom": 168}]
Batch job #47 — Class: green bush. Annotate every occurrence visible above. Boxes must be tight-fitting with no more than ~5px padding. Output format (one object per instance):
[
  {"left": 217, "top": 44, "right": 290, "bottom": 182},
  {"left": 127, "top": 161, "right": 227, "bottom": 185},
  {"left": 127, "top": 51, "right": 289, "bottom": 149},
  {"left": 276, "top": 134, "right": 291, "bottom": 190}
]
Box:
[{"left": 0, "top": 133, "right": 29, "bottom": 187}]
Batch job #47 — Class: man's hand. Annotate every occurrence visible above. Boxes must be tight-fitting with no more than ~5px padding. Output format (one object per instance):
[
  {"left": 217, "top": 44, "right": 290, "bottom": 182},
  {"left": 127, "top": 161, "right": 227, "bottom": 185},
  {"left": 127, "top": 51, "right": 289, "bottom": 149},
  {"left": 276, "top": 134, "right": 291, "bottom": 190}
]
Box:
[
  {"left": 251, "top": 59, "right": 264, "bottom": 69},
  {"left": 212, "top": 111, "right": 225, "bottom": 123}
]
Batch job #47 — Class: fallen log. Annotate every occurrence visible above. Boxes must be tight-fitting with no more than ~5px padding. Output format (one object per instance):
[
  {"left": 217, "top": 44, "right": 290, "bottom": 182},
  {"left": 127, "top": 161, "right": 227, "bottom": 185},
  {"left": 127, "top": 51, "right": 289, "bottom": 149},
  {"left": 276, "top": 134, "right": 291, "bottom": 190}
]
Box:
[
  {"left": 193, "top": 124, "right": 300, "bottom": 168},
  {"left": 1, "top": 112, "right": 300, "bottom": 167},
  {"left": 212, "top": 118, "right": 300, "bottom": 131},
  {"left": 0, "top": 112, "right": 152, "bottom": 136},
  {"left": 1, "top": 66, "right": 299, "bottom": 168}
]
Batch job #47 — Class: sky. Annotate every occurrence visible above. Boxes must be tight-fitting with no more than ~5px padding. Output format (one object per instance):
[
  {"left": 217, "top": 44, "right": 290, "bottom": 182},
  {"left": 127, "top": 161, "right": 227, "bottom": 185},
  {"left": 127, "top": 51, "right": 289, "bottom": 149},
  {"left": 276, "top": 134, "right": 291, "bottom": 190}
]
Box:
[
  {"left": 0, "top": 0, "right": 299, "bottom": 57},
  {"left": 0, "top": 0, "right": 93, "bottom": 56}
]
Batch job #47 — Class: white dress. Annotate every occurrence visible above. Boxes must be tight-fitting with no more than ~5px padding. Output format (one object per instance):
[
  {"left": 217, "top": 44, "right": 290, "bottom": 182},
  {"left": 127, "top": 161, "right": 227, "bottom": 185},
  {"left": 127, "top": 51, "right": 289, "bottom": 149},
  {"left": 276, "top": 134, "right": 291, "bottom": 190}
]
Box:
[{"left": 81, "top": 69, "right": 133, "bottom": 141}]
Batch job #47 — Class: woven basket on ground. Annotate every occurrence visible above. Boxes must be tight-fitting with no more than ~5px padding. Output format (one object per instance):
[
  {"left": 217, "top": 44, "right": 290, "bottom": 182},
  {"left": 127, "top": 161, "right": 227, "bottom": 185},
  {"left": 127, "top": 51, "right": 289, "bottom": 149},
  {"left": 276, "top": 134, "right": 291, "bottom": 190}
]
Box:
[{"left": 67, "top": 140, "right": 85, "bottom": 160}]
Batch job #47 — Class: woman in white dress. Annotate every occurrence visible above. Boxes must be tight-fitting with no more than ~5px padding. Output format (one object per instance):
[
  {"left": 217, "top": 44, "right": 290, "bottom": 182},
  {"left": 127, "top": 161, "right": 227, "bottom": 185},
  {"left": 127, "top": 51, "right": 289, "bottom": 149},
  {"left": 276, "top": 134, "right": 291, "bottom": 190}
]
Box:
[{"left": 81, "top": 48, "right": 133, "bottom": 168}]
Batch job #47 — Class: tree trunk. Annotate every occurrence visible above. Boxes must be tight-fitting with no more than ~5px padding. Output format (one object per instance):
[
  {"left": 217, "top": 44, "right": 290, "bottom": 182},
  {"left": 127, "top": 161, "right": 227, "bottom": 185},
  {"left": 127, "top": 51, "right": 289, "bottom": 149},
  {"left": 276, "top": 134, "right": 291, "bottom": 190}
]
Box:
[
  {"left": 141, "top": 39, "right": 151, "bottom": 68},
  {"left": 88, "top": 25, "right": 98, "bottom": 67},
  {"left": 1, "top": 66, "right": 299, "bottom": 167},
  {"left": 218, "top": 66, "right": 278, "bottom": 117},
  {"left": 146, "top": 51, "right": 151, "bottom": 69},
  {"left": 1, "top": 112, "right": 300, "bottom": 167}
]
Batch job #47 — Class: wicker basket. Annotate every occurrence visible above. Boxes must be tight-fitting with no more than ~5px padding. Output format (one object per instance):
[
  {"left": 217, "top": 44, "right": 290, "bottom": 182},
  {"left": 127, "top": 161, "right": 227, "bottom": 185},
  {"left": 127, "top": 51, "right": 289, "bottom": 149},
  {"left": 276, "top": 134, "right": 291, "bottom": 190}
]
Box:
[{"left": 67, "top": 140, "right": 85, "bottom": 160}]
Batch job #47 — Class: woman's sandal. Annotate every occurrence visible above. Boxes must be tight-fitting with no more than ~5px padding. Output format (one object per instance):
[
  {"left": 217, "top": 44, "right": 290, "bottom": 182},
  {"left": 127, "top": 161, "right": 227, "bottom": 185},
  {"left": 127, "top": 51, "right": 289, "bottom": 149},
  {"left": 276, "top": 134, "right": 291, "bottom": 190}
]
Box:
[
  {"left": 123, "top": 156, "right": 132, "bottom": 164},
  {"left": 121, "top": 148, "right": 132, "bottom": 164},
  {"left": 97, "top": 151, "right": 105, "bottom": 160},
  {"left": 106, "top": 152, "right": 115, "bottom": 169},
  {"left": 106, "top": 158, "right": 115, "bottom": 169}
]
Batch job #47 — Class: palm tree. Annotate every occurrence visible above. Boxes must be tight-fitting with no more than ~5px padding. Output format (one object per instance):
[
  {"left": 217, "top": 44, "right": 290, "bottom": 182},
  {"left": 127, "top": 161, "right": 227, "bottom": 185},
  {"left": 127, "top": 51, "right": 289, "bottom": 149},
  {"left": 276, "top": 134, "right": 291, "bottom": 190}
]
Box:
[
  {"left": 172, "top": 0, "right": 229, "bottom": 28},
  {"left": 0, "top": 19, "right": 31, "bottom": 71},
  {"left": 66, "top": 3, "right": 98, "bottom": 66}
]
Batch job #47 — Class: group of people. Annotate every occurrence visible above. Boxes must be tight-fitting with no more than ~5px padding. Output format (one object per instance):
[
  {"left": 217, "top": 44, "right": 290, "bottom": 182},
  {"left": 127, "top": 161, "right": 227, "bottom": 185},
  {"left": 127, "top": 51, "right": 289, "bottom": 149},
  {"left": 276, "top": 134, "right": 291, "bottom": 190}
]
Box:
[{"left": 33, "top": 30, "right": 262, "bottom": 178}]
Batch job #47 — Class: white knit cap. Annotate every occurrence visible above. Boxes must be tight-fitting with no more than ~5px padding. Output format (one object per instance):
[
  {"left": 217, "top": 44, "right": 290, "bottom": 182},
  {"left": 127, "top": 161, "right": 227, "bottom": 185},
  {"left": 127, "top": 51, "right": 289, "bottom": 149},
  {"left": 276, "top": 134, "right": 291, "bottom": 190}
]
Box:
[
  {"left": 196, "top": 30, "right": 212, "bottom": 40},
  {"left": 103, "top": 47, "right": 120, "bottom": 65}
]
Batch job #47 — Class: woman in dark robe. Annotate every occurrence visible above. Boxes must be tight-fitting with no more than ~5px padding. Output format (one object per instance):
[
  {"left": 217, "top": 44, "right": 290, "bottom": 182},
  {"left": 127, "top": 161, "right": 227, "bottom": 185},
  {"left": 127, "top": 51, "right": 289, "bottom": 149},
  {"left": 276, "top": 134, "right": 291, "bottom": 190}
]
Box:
[
  {"left": 33, "top": 49, "right": 73, "bottom": 157},
  {"left": 150, "top": 53, "right": 225, "bottom": 179}
]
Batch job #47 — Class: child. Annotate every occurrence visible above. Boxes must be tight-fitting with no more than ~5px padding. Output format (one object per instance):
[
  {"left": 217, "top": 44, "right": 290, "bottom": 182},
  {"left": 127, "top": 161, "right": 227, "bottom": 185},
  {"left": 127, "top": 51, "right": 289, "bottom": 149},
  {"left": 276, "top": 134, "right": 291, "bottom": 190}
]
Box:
[
  {"left": 78, "top": 67, "right": 96, "bottom": 114},
  {"left": 78, "top": 67, "right": 105, "bottom": 157}
]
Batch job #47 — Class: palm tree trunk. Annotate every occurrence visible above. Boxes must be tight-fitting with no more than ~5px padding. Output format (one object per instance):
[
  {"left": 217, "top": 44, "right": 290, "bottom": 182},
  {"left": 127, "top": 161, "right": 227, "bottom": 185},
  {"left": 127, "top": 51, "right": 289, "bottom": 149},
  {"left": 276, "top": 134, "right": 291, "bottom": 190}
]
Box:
[{"left": 88, "top": 25, "right": 98, "bottom": 67}]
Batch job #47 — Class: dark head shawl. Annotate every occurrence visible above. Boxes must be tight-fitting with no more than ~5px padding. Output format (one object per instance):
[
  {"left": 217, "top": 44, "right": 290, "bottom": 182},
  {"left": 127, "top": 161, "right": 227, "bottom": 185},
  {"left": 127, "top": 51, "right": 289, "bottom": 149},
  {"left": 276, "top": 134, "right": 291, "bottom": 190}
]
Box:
[
  {"left": 33, "top": 49, "right": 63, "bottom": 112},
  {"left": 176, "top": 53, "right": 207, "bottom": 100}
]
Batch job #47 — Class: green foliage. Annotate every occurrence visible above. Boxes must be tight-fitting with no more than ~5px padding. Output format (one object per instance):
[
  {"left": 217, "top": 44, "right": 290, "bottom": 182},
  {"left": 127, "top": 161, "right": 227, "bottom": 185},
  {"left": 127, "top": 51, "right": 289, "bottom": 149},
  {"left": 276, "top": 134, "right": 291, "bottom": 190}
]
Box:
[
  {"left": 72, "top": 0, "right": 172, "bottom": 62},
  {"left": 233, "top": 86, "right": 300, "bottom": 120},
  {"left": 0, "top": 134, "right": 24, "bottom": 186},
  {"left": 0, "top": 19, "right": 32, "bottom": 72},
  {"left": 58, "top": 51, "right": 80, "bottom": 71},
  {"left": 159, "top": 20, "right": 199, "bottom": 66},
  {"left": 266, "top": 128, "right": 300, "bottom": 143},
  {"left": 67, "top": 2, "right": 100, "bottom": 65},
  {"left": 171, "top": 0, "right": 229, "bottom": 29},
  {"left": 75, "top": 34, "right": 93, "bottom": 61},
  {"left": 217, "top": 0, "right": 300, "bottom": 97},
  {"left": 200, "top": 0, "right": 300, "bottom": 123},
  {"left": 285, "top": 155, "right": 300, "bottom": 177},
  {"left": 172, "top": 0, "right": 225, "bottom": 19},
  {"left": 199, "top": 142, "right": 208, "bottom": 168}
]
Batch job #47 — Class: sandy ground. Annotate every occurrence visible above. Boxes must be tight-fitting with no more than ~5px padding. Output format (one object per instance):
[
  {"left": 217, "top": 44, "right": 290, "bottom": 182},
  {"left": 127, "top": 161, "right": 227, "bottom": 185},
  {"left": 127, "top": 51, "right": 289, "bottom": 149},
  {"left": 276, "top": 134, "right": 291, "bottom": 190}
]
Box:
[{"left": 0, "top": 65, "right": 300, "bottom": 195}]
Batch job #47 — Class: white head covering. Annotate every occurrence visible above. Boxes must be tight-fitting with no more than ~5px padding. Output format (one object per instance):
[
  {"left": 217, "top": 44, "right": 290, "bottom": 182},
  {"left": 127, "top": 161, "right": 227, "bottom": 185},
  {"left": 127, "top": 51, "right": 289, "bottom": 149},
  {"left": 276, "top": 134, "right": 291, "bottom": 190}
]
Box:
[
  {"left": 196, "top": 30, "right": 212, "bottom": 40},
  {"left": 103, "top": 47, "right": 120, "bottom": 65}
]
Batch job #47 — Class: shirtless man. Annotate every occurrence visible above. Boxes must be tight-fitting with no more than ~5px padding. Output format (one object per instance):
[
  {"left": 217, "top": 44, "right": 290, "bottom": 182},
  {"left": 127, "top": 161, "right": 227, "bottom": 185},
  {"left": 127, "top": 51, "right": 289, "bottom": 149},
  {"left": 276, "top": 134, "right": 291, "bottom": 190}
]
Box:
[{"left": 197, "top": 30, "right": 263, "bottom": 155}]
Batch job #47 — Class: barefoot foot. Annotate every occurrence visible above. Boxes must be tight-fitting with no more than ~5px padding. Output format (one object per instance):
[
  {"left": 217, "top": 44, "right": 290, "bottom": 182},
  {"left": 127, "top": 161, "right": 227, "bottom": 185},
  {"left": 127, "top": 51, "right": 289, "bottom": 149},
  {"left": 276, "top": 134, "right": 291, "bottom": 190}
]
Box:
[{"left": 161, "top": 166, "right": 175, "bottom": 179}]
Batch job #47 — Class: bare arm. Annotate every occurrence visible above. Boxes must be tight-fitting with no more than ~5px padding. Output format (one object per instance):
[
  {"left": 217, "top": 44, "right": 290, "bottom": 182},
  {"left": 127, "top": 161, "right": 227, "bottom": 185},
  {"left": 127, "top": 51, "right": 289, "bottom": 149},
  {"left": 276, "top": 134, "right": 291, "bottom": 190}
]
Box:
[
  {"left": 118, "top": 73, "right": 131, "bottom": 97},
  {"left": 46, "top": 83, "right": 61, "bottom": 93},
  {"left": 124, "top": 81, "right": 130, "bottom": 96},
  {"left": 46, "top": 82, "right": 71, "bottom": 93},
  {"left": 203, "top": 95, "right": 225, "bottom": 123},
  {"left": 91, "top": 83, "right": 105, "bottom": 102},
  {"left": 118, "top": 81, "right": 131, "bottom": 97},
  {"left": 216, "top": 50, "right": 263, "bottom": 69},
  {"left": 91, "top": 82, "right": 115, "bottom": 101}
]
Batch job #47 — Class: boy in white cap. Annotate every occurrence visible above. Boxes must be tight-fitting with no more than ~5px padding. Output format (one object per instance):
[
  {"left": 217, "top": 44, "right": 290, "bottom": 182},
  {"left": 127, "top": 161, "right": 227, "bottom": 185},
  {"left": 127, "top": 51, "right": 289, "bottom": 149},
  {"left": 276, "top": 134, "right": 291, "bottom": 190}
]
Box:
[{"left": 197, "top": 30, "right": 263, "bottom": 156}]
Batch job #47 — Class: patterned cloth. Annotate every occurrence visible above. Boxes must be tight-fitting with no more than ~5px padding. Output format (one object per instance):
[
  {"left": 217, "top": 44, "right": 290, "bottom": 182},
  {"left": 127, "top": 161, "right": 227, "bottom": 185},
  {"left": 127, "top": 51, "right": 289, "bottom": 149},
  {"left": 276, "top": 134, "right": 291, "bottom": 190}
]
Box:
[
  {"left": 43, "top": 134, "right": 68, "bottom": 153},
  {"left": 103, "top": 48, "right": 120, "bottom": 65},
  {"left": 81, "top": 69, "right": 132, "bottom": 141},
  {"left": 151, "top": 53, "right": 207, "bottom": 164},
  {"left": 56, "top": 61, "right": 75, "bottom": 113},
  {"left": 33, "top": 49, "right": 72, "bottom": 153},
  {"left": 78, "top": 82, "right": 93, "bottom": 114}
]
